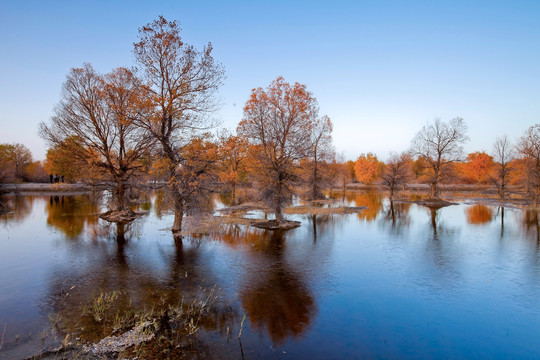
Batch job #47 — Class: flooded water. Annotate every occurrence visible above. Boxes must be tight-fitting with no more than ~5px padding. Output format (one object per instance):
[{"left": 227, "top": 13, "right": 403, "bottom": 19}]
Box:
[{"left": 1, "top": 191, "right": 540, "bottom": 359}]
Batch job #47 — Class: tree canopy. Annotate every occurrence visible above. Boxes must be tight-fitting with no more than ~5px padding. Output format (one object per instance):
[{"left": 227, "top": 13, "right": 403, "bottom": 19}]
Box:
[
  {"left": 238, "top": 77, "right": 328, "bottom": 225},
  {"left": 411, "top": 117, "right": 469, "bottom": 198}
]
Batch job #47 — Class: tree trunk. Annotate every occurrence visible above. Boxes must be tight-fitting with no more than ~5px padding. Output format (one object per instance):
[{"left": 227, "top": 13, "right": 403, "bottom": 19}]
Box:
[
  {"left": 116, "top": 181, "right": 125, "bottom": 211},
  {"left": 275, "top": 204, "right": 284, "bottom": 223},
  {"left": 430, "top": 181, "right": 439, "bottom": 199},
  {"left": 500, "top": 207, "right": 505, "bottom": 238},
  {"left": 312, "top": 214, "right": 317, "bottom": 242},
  {"left": 232, "top": 182, "right": 236, "bottom": 206},
  {"left": 172, "top": 195, "right": 184, "bottom": 233},
  {"left": 312, "top": 164, "right": 318, "bottom": 200},
  {"left": 389, "top": 200, "right": 395, "bottom": 224},
  {"left": 430, "top": 208, "right": 438, "bottom": 236},
  {"left": 274, "top": 179, "right": 285, "bottom": 223},
  {"left": 116, "top": 222, "right": 126, "bottom": 242}
]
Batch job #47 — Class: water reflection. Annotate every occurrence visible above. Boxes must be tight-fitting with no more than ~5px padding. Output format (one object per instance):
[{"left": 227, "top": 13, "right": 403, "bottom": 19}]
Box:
[
  {"left": 351, "top": 191, "right": 384, "bottom": 221},
  {"left": 46, "top": 194, "right": 100, "bottom": 239},
  {"left": 48, "top": 222, "right": 237, "bottom": 347},
  {"left": 379, "top": 200, "right": 411, "bottom": 236},
  {"left": 208, "top": 224, "right": 320, "bottom": 344},
  {"left": 5, "top": 191, "right": 540, "bottom": 359},
  {"left": 419, "top": 205, "right": 463, "bottom": 287},
  {"left": 494, "top": 207, "right": 507, "bottom": 239},
  {"left": 522, "top": 209, "right": 540, "bottom": 244},
  {"left": 465, "top": 205, "right": 494, "bottom": 225},
  {"left": 305, "top": 214, "right": 338, "bottom": 243},
  {"left": 0, "top": 194, "right": 35, "bottom": 224},
  {"left": 238, "top": 230, "right": 315, "bottom": 344}
]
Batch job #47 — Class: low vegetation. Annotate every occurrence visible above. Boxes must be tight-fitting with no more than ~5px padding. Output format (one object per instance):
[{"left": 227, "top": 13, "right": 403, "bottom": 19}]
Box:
[{"left": 46, "top": 286, "right": 236, "bottom": 359}]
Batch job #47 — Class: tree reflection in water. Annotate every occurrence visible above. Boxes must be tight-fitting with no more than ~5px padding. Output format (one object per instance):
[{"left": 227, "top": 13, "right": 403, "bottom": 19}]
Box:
[
  {"left": 523, "top": 209, "right": 540, "bottom": 245},
  {"left": 237, "top": 230, "right": 315, "bottom": 344},
  {"left": 208, "top": 223, "right": 321, "bottom": 345},
  {"left": 46, "top": 194, "right": 100, "bottom": 239},
  {"left": 465, "top": 204, "right": 494, "bottom": 225},
  {"left": 352, "top": 191, "right": 383, "bottom": 222},
  {"left": 0, "top": 194, "right": 35, "bottom": 224},
  {"left": 419, "top": 205, "right": 463, "bottom": 286},
  {"left": 47, "top": 220, "right": 238, "bottom": 355},
  {"left": 304, "top": 213, "right": 337, "bottom": 243},
  {"left": 498, "top": 207, "right": 505, "bottom": 237},
  {"left": 379, "top": 200, "right": 411, "bottom": 236},
  {"left": 9, "top": 191, "right": 540, "bottom": 358}
]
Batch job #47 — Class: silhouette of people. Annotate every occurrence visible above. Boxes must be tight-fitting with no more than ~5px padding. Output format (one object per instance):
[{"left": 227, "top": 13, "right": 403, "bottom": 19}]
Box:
[
  {"left": 61, "top": 175, "right": 64, "bottom": 183},
  {"left": 49, "top": 174, "right": 53, "bottom": 184}
]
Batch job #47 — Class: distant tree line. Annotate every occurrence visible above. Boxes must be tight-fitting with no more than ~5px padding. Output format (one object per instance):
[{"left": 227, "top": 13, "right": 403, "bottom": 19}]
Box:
[
  {"left": 0, "top": 143, "right": 47, "bottom": 183},
  {"left": 351, "top": 118, "right": 540, "bottom": 204}
]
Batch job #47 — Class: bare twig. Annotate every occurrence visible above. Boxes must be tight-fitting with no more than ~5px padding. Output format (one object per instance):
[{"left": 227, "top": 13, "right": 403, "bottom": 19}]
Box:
[{"left": 0, "top": 322, "right": 7, "bottom": 351}]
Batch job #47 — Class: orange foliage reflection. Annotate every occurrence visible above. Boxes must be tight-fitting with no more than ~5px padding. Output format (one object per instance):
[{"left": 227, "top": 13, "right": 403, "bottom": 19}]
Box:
[
  {"left": 46, "top": 195, "right": 100, "bottom": 239},
  {"left": 1, "top": 195, "right": 35, "bottom": 223},
  {"left": 212, "top": 226, "right": 315, "bottom": 344},
  {"left": 350, "top": 191, "right": 383, "bottom": 221},
  {"left": 240, "top": 267, "right": 314, "bottom": 344},
  {"left": 465, "top": 205, "right": 493, "bottom": 225}
]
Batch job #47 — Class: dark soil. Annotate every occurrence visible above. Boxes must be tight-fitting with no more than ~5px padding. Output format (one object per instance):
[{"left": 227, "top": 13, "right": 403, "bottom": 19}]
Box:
[
  {"left": 99, "top": 209, "right": 142, "bottom": 223},
  {"left": 251, "top": 219, "right": 302, "bottom": 230},
  {"left": 413, "top": 198, "right": 457, "bottom": 209}
]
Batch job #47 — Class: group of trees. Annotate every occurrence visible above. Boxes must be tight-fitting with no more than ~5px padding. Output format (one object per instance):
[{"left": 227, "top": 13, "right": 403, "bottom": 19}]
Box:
[
  {"left": 6, "top": 16, "right": 540, "bottom": 234},
  {"left": 39, "top": 17, "right": 225, "bottom": 231},
  {"left": 238, "top": 77, "right": 334, "bottom": 223},
  {"left": 0, "top": 143, "right": 47, "bottom": 183},
  {"left": 350, "top": 117, "right": 540, "bottom": 203},
  {"left": 38, "top": 16, "right": 336, "bottom": 232}
]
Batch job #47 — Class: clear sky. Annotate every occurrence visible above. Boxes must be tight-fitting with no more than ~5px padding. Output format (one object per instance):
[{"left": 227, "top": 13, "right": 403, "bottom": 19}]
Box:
[{"left": 1, "top": 0, "right": 539, "bottom": 161}]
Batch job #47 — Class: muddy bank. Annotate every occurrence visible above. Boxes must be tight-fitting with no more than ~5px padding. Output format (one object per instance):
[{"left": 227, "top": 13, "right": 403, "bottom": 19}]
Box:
[
  {"left": 412, "top": 198, "right": 458, "bottom": 208},
  {"left": 285, "top": 205, "right": 366, "bottom": 215},
  {"left": 99, "top": 209, "right": 145, "bottom": 222},
  {"left": 252, "top": 219, "right": 302, "bottom": 230}
]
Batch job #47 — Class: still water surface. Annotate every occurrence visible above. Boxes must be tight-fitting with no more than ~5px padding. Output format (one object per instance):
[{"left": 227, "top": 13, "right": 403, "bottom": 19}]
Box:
[{"left": 1, "top": 192, "right": 540, "bottom": 359}]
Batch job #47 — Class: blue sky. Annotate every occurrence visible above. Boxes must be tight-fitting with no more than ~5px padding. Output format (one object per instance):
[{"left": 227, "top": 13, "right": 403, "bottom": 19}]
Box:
[{"left": 1, "top": 0, "right": 539, "bottom": 161}]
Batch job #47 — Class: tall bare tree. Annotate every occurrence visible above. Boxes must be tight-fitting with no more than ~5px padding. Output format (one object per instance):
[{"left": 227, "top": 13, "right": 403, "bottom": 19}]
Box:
[
  {"left": 410, "top": 117, "right": 469, "bottom": 198},
  {"left": 238, "top": 77, "right": 320, "bottom": 225},
  {"left": 133, "top": 16, "right": 225, "bottom": 234},
  {"left": 381, "top": 152, "right": 413, "bottom": 200},
  {"left": 330, "top": 152, "right": 350, "bottom": 193},
  {"left": 40, "top": 64, "right": 154, "bottom": 212},
  {"left": 305, "top": 115, "right": 334, "bottom": 200},
  {"left": 490, "top": 135, "right": 514, "bottom": 200},
  {"left": 517, "top": 124, "right": 540, "bottom": 206}
]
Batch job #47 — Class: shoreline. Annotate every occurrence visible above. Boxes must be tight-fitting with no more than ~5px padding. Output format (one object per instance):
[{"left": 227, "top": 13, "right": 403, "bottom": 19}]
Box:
[{"left": 0, "top": 183, "right": 91, "bottom": 193}]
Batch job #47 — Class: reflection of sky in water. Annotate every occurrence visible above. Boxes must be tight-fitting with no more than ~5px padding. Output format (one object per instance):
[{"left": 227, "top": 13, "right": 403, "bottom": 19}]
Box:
[{"left": 1, "top": 193, "right": 540, "bottom": 359}]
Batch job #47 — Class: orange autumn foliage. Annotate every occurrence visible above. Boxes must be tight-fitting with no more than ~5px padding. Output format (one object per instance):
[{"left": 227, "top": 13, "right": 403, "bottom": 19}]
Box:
[
  {"left": 457, "top": 152, "right": 495, "bottom": 184},
  {"left": 238, "top": 77, "right": 323, "bottom": 223},
  {"left": 217, "top": 132, "right": 249, "bottom": 204},
  {"left": 354, "top": 153, "right": 383, "bottom": 184}
]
